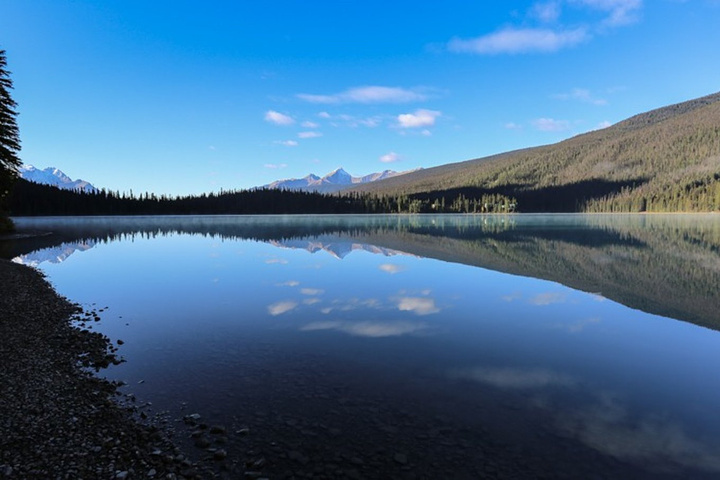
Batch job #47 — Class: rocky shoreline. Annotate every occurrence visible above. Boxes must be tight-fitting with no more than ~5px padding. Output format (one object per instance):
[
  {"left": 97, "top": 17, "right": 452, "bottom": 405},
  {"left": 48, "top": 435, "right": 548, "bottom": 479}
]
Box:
[
  {"left": 3, "top": 235, "right": 707, "bottom": 479},
  {"left": 0, "top": 259, "right": 210, "bottom": 479}
]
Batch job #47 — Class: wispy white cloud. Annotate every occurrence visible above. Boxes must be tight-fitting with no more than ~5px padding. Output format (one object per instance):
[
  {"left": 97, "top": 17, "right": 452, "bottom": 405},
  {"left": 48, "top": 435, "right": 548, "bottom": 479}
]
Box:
[
  {"left": 553, "top": 88, "right": 607, "bottom": 105},
  {"left": 297, "top": 86, "right": 429, "bottom": 104},
  {"left": 298, "top": 131, "right": 322, "bottom": 139},
  {"left": 379, "top": 152, "right": 401, "bottom": 164},
  {"left": 358, "top": 117, "right": 381, "bottom": 127},
  {"left": 267, "top": 301, "right": 298, "bottom": 316},
  {"left": 397, "top": 109, "right": 441, "bottom": 128},
  {"left": 303, "top": 298, "right": 321, "bottom": 305},
  {"left": 606, "top": 85, "right": 627, "bottom": 94},
  {"left": 571, "top": 0, "right": 643, "bottom": 27},
  {"left": 530, "top": 1, "right": 562, "bottom": 22},
  {"left": 274, "top": 140, "right": 298, "bottom": 147},
  {"left": 532, "top": 118, "right": 571, "bottom": 132},
  {"left": 448, "top": 0, "right": 642, "bottom": 56},
  {"left": 448, "top": 27, "right": 589, "bottom": 55},
  {"left": 301, "top": 121, "right": 319, "bottom": 128},
  {"left": 264, "top": 110, "right": 295, "bottom": 126},
  {"left": 277, "top": 280, "right": 300, "bottom": 287},
  {"left": 318, "top": 111, "right": 331, "bottom": 119},
  {"left": 504, "top": 122, "right": 523, "bottom": 130},
  {"left": 260, "top": 70, "right": 276, "bottom": 80},
  {"left": 264, "top": 163, "right": 289, "bottom": 169},
  {"left": 319, "top": 112, "right": 384, "bottom": 128}
]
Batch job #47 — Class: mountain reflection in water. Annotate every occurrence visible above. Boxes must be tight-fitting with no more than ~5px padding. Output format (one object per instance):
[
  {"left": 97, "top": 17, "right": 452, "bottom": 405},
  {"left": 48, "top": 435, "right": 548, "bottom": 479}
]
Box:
[
  {"left": 5, "top": 214, "right": 720, "bottom": 479},
  {"left": 8, "top": 214, "right": 720, "bottom": 331}
]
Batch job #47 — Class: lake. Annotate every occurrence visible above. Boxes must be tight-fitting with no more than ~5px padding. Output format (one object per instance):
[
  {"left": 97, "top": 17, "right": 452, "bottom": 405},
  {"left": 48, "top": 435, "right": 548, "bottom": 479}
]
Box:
[{"left": 7, "top": 214, "right": 720, "bottom": 479}]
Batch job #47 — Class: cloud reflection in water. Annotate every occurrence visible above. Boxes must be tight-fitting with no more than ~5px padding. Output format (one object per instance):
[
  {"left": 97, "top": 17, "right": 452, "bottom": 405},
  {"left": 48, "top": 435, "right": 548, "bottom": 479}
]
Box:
[
  {"left": 529, "top": 292, "right": 568, "bottom": 306},
  {"left": 451, "top": 365, "right": 720, "bottom": 473},
  {"left": 556, "top": 393, "right": 720, "bottom": 473},
  {"left": 396, "top": 297, "right": 440, "bottom": 315},
  {"left": 301, "top": 320, "right": 427, "bottom": 338},
  {"left": 267, "top": 301, "right": 298, "bottom": 316},
  {"left": 379, "top": 263, "right": 405, "bottom": 274},
  {"left": 300, "top": 288, "right": 324, "bottom": 296},
  {"left": 264, "top": 258, "right": 289, "bottom": 265},
  {"left": 450, "top": 366, "right": 576, "bottom": 389}
]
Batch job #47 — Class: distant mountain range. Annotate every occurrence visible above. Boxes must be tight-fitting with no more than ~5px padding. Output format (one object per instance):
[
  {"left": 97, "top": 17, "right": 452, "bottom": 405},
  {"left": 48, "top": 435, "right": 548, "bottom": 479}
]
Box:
[
  {"left": 19, "top": 165, "right": 97, "bottom": 193},
  {"left": 264, "top": 167, "right": 420, "bottom": 193}
]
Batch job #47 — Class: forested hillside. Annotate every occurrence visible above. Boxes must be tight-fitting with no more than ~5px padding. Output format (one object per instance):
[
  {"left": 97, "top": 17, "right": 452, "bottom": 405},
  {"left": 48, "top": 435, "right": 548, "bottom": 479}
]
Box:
[{"left": 352, "top": 92, "right": 720, "bottom": 212}]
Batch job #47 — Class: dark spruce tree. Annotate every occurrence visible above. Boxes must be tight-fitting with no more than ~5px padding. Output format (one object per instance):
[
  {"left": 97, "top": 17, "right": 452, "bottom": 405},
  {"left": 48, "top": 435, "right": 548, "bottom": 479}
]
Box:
[{"left": 0, "top": 49, "right": 21, "bottom": 232}]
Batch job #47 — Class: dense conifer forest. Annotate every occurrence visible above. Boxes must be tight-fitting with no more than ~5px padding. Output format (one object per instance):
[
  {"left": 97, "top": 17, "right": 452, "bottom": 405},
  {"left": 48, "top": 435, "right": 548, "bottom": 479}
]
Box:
[{"left": 9, "top": 178, "right": 518, "bottom": 216}]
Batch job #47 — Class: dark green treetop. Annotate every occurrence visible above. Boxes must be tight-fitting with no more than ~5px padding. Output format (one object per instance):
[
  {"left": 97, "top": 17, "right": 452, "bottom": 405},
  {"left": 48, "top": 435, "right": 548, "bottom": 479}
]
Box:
[
  {"left": 0, "top": 49, "right": 21, "bottom": 231},
  {"left": 0, "top": 49, "right": 21, "bottom": 173}
]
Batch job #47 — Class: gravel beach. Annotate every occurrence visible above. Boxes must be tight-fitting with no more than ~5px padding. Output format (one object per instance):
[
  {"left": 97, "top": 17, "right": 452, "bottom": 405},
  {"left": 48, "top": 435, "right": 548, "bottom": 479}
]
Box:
[{"left": 0, "top": 259, "right": 207, "bottom": 479}]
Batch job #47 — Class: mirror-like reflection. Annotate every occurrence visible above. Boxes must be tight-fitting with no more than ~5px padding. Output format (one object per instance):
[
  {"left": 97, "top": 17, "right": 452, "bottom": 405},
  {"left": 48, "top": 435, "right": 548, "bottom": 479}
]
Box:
[
  {"left": 8, "top": 214, "right": 720, "bottom": 330},
  {"left": 5, "top": 214, "right": 720, "bottom": 478}
]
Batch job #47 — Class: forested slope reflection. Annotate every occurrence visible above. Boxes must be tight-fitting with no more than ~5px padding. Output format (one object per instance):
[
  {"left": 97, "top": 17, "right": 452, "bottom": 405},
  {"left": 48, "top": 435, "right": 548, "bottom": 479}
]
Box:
[{"left": 8, "top": 214, "right": 720, "bottom": 330}]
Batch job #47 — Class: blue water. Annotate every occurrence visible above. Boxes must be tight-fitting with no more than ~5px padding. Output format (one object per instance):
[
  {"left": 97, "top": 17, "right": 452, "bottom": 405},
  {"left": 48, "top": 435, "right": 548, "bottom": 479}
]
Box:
[{"left": 10, "top": 214, "right": 720, "bottom": 478}]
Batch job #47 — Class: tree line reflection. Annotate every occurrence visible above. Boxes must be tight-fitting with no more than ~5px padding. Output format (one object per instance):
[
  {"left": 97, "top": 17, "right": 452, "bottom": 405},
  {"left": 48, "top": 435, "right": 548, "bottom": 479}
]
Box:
[{"left": 6, "top": 214, "right": 720, "bottom": 331}]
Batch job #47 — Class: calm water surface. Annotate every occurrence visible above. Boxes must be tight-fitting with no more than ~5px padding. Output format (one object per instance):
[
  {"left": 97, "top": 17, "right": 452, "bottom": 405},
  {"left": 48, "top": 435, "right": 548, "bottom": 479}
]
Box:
[{"left": 7, "top": 214, "right": 720, "bottom": 479}]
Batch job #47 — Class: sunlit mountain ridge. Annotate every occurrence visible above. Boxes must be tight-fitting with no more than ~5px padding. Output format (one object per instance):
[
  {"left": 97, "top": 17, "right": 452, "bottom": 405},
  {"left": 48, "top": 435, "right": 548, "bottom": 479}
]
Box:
[{"left": 19, "top": 165, "right": 97, "bottom": 193}]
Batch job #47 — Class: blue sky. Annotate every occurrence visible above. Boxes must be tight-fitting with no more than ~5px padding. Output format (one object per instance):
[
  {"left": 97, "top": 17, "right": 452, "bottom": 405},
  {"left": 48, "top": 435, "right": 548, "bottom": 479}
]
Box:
[{"left": 2, "top": 0, "right": 719, "bottom": 196}]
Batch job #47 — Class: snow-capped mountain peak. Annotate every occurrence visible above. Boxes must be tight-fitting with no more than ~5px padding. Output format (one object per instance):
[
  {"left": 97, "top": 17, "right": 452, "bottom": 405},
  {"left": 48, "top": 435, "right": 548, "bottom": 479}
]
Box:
[
  {"left": 264, "top": 167, "right": 420, "bottom": 194},
  {"left": 320, "top": 168, "right": 352, "bottom": 185},
  {"left": 50, "top": 168, "right": 73, "bottom": 183},
  {"left": 360, "top": 170, "right": 396, "bottom": 183},
  {"left": 19, "top": 164, "right": 97, "bottom": 193}
]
